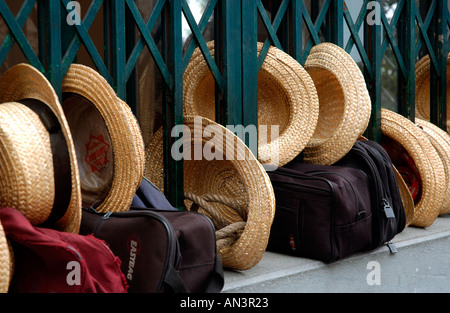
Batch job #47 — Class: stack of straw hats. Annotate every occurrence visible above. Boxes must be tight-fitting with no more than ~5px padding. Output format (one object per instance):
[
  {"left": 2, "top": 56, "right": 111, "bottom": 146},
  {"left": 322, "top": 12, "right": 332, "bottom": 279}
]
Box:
[
  {"left": 61, "top": 64, "right": 145, "bottom": 213},
  {"left": 0, "top": 63, "right": 145, "bottom": 292},
  {"left": 415, "top": 53, "right": 450, "bottom": 132},
  {"left": 415, "top": 118, "right": 450, "bottom": 215},
  {"left": 0, "top": 63, "right": 83, "bottom": 292},
  {"left": 380, "top": 109, "right": 447, "bottom": 228},
  {"left": 183, "top": 41, "right": 320, "bottom": 168},
  {"left": 153, "top": 41, "right": 373, "bottom": 270}
]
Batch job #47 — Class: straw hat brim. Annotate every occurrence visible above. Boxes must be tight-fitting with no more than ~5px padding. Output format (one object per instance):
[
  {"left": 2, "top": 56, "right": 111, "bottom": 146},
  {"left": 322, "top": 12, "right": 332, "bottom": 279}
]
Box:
[
  {"left": 183, "top": 41, "right": 319, "bottom": 167},
  {"left": 0, "top": 64, "right": 81, "bottom": 233},
  {"left": 0, "top": 221, "right": 12, "bottom": 293},
  {"left": 381, "top": 109, "right": 446, "bottom": 228},
  {"left": 358, "top": 136, "right": 415, "bottom": 228},
  {"left": 393, "top": 166, "right": 415, "bottom": 228},
  {"left": 415, "top": 53, "right": 450, "bottom": 132},
  {"left": 416, "top": 118, "right": 450, "bottom": 215},
  {"left": 145, "top": 115, "right": 275, "bottom": 270},
  {"left": 62, "top": 64, "right": 144, "bottom": 213},
  {"left": 303, "top": 43, "right": 372, "bottom": 165}
]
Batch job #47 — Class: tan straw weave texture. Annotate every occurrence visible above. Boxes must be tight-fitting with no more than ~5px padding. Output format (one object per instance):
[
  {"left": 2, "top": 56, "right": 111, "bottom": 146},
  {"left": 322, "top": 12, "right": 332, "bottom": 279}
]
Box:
[
  {"left": 0, "top": 64, "right": 81, "bottom": 233},
  {"left": 415, "top": 53, "right": 450, "bottom": 132},
  {"left": 0, "top": 221, "right": 12, "bottom": 293},
  {"left": 303, "top": 43, "right": 371, "bottom": 165},
  {"left": 62, "top": 64, "right": 144, "bottom": 213},
  {"left": 381, "top": 109, "right": 446, "bottom": 228},
  {"left": 416, "top": 118, "right": 450, "bottom": 215},
  {"left": 145, "top": 116, "right": 275, "bottom": 270},
  {"left": 0, "top": 103, "right": 54, "bottom": 225},
  {"left": 393, "top": 166, "right": 415, "bottom": 228},
  {"left": 183, "top": 41, "right": 319, "bottom": 167}
]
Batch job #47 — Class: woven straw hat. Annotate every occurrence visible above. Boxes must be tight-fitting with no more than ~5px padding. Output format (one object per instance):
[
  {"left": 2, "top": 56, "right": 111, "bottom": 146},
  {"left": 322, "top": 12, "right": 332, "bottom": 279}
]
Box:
[
  {"left": 183, "top": 41, "right": 319, "bottom": 167},
  {"left": 380, "top": 109, "right": 446, "bottom": 228},
  {"left": 358, "top": 136, "right": 415, "bottom": 227},
  {"left": 0, "top": 64, "right": 81, "bottom": 233},
  {"left": 303, "top": 42, "right": 372, "bottom": 165},
  {"left": 0, "top": 221, "right": 12, "bottom": 293},
  {"left": 416, "top": 118, "right": 450, "bottom": 215},
  {"left": 145, "top": 116, "right": 275, "bottom": 270},
  {"left": 62, "top": 64, "right": 145, "bottom": 213},
  {"left": 393, "top": 166, "right": 415, "bottom": 228},
  {"left": 415, "top": 53, "right": 450, "bottom": 132}
]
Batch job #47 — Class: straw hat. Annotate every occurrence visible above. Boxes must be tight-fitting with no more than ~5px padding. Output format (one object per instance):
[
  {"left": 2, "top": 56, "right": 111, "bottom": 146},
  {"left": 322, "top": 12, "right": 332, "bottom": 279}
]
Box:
[
  {"left": 416, "top": 118, "right": 450, "bottom": 215},
  {"left": 62, "top": 64, "right": 145, "bottom": 213},
  {"left": 393, "top": 166, "right": 415, "bottom": 228},
  {"left": 415, "top": 53, "right": 450, "bottom": 132},
  {"left": 145, "top": 116, "right": 275, "bottom": 270},
  {"left": 0, "top": 221, "right": 12, "bottom": 293},
  {"left": 303, "top": 42, "right": 372, "bottom": 165},
  {"left": 0, "top": 63, "right": 81, "bottom": 233},
  {"left": 358, "top": 136, "right": 415, "bottom": 228},
  {"left": 380, "top": 109, "right": 446, "bottom": 228},
  {"left": 183, "top": 41, "right": 319, "bottom": 167}
]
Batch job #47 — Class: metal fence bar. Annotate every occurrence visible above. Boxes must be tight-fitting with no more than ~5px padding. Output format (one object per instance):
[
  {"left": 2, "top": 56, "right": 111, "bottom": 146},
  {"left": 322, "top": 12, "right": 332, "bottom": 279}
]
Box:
[
  {"left": 242, "top": 0, "right": 258, "bottom": 152},
  {"left": 0, "top": 0, "right": 37, "bottom": 68},
  {"left": 218, "top": 0, "right": 242, "bottom": 127},
  {"left": 61, "top": 0, "right": 102, "bottom": 78},
  {"left": 330, "top": 0, "right": 343, "bottom": 46},
  {"left": 110, "top": 0, "right": 126, "bottom": 100},
  {"left": 397, "top": 0, "right": 416, "bottom": 120},
  {"left": 430, "top": 0, "right": 448, "bottom": 130},
  {"left": 43, "top": 0, "right": 62, "bottom": 98},
  {"left": 162, "top": 0, "right": 184, "bottom": 209},
  {"left": 364, "top": 0, "right": 382, "bottom": 142}
]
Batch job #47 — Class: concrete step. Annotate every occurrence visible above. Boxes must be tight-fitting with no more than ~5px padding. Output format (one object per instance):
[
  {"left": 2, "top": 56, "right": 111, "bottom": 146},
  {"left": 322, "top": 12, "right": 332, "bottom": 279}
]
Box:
[{"left": 223, "top": 214, "right": 450, "bottom": 293}]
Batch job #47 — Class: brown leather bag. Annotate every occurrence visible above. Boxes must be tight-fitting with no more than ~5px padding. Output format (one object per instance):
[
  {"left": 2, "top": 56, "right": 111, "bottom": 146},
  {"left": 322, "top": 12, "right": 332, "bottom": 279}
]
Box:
[
  {"left": 267, "top": 163, "right": 373, "bottom": 263},
  {"left": 80, "top": 207, "right": 224, "bottom": 293}
]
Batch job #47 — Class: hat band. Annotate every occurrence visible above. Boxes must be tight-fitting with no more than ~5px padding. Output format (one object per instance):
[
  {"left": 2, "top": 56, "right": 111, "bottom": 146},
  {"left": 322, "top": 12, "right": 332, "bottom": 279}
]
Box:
[{"left": 18, "top": 98, "right": 72, "bottom": 227}]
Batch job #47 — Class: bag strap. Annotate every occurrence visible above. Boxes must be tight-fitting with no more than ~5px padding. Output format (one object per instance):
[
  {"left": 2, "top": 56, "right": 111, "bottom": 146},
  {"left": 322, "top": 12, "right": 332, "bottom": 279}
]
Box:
[
  {"left": 202, "top": 254, "right": 225, "bottom": 293},
  {"left": 162, "top": 264, "right": 189, "bottom": 293}
]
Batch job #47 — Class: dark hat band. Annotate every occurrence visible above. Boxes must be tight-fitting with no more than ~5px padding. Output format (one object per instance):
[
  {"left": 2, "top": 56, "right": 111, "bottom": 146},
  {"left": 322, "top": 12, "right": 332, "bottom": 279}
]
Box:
[{"left": 18, "top": 98, "right": 72, "bottom": 227}]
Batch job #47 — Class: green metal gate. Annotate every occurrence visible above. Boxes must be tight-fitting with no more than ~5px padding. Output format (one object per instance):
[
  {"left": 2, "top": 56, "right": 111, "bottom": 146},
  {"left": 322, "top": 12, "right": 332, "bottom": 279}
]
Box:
[{"left": 0, "top": 0, "right": 448, "bottom": 208}]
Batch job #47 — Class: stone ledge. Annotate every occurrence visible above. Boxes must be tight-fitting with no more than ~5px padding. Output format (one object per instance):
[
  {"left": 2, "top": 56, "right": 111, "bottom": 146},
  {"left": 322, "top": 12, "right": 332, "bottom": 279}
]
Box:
[{"left": 223, "top": 215, "right": 450, "bottom": 293}]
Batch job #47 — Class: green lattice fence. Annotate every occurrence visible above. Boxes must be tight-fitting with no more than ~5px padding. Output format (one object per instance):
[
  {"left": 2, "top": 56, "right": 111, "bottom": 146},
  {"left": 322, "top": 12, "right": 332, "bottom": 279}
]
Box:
[{"left": 1, "top": 0, "right": 448, "bottom": 208}]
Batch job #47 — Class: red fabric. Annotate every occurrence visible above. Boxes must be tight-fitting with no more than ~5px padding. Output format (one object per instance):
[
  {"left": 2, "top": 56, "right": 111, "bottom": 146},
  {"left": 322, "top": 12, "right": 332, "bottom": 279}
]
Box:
[
  {"left": 0, "top": 207, "right": 128, "bottom": 293},
  {"left": 397, "top": 152, "right": 421, "bottom": 202}
]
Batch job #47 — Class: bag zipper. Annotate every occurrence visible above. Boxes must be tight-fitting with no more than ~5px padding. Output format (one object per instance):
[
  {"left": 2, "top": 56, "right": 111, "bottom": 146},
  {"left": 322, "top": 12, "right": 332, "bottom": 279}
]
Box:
[{"left": 350, "top": 145, "right": 393, "bottom": 243}]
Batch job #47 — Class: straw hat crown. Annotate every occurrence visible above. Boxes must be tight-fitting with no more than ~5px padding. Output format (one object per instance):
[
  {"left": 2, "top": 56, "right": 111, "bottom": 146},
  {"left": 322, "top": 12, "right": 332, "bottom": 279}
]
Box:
[
  {"left": 145, "top": 115, "right": 275, "bottom": 270},
  {"left": 415, "top": 53, "right": 450, "bottom": 132},
  {"left": 303, "top": 43, "right": 372, "bottom": 165},
  {"left": 183, "top": 41, "right": 319, "bottom": 167},
  {"left": 0, "top": 64, "right": 82, "bottom": 233},
  {"left": 381, "top": 109, "right": 446, "bottom": 228},
  {"left": 62, "top": 64, "right": 145, "bottom": 213}
]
